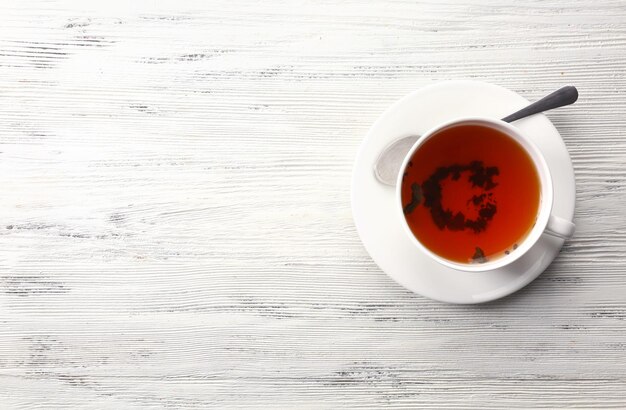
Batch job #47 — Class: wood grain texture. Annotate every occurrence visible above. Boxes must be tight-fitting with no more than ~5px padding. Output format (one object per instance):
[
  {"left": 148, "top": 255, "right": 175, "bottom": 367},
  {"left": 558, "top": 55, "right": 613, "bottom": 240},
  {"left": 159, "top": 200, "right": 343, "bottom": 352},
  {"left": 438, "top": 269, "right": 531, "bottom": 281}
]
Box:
[{"left": 1, "top": 0, "right": 626, "bottom": 408}]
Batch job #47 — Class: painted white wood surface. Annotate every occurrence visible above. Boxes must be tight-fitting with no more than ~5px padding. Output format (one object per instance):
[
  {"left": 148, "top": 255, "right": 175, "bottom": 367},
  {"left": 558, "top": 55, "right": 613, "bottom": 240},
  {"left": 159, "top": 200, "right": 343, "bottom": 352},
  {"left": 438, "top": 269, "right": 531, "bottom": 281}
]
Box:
[{"left": 1, "top": 0, "right": 626, "bottom": 408}]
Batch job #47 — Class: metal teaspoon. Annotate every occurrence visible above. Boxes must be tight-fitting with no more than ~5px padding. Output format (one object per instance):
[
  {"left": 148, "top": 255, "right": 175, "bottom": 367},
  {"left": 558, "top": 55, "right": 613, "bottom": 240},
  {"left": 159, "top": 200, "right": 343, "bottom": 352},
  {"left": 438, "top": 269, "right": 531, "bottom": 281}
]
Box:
[{"left": 373, "top": 85, "right": 578, "bottom": 186}]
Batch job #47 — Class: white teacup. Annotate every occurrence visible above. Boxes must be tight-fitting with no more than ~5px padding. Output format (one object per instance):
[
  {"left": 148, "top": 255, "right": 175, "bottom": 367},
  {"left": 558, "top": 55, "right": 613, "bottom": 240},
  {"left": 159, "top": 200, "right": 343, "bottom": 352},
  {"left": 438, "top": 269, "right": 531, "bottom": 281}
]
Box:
[{"left": 396, "top": 117, "right": 575, "bottom": 273}]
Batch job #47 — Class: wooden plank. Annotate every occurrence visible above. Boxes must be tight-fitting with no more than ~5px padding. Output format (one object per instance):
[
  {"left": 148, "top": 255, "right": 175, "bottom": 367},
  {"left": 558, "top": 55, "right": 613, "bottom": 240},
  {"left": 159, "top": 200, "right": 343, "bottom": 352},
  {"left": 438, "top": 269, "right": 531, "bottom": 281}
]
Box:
[{"left": 1, "top": 0, "right": 626, "bottom": 407}]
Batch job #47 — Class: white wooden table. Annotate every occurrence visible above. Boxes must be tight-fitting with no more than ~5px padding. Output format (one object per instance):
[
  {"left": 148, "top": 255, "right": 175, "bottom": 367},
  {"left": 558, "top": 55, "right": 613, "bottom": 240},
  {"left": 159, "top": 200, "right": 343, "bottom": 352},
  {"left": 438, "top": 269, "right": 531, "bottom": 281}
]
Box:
[{"left": 2, "top": 1, "right": 626, "bottom": 408}]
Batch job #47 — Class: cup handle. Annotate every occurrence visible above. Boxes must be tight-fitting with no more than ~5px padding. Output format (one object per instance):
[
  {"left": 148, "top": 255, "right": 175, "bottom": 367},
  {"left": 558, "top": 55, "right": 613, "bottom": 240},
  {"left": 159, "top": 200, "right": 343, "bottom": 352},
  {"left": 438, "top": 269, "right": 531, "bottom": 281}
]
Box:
[{"left": 544, "top": 214, "right": 575, "bottom": 239}]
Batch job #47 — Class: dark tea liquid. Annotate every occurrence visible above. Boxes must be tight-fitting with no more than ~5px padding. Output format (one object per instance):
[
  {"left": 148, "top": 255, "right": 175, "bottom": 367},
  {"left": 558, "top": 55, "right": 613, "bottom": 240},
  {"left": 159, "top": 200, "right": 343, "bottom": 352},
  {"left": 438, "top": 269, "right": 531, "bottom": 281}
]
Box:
[{"left": 401, "top": 124, "right": 540, "bottom": 264}]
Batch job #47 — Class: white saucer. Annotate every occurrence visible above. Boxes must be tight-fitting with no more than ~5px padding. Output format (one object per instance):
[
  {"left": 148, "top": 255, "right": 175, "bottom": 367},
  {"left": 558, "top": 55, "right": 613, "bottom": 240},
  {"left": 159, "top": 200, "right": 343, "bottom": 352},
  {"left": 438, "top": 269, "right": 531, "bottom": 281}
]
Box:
[{"left": 351, "top": 80, "right": 575, "bottom": 304}]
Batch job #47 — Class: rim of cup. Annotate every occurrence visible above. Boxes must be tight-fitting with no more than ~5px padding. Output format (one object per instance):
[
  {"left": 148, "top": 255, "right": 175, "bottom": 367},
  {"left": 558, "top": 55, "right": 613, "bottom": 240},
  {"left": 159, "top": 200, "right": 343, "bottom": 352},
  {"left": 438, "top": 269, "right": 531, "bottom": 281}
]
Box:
[{"left": 395, "top": 117, "right": 554, "bottom": 273}]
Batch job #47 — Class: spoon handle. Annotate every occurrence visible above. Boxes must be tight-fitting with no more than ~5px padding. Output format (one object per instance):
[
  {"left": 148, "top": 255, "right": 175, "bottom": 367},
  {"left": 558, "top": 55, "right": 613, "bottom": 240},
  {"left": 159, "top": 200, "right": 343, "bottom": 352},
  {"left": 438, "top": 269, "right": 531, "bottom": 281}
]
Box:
[{"left": 501, "top": 85, "right": 578, "bottom": 123}]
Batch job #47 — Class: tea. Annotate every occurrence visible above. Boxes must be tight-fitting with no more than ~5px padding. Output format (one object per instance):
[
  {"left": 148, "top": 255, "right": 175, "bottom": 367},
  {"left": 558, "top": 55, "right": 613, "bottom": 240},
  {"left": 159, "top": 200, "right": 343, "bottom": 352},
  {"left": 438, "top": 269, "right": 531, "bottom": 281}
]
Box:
[{"left": 401, "top": 124, "right": 541, "bottom": 264}]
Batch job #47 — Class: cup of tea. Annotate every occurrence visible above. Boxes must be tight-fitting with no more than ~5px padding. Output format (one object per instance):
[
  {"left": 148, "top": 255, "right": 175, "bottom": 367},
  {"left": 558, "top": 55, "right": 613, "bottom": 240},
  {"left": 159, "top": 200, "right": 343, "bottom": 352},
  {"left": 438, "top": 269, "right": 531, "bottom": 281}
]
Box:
[{"left": 397, "top": 117, "right": 575, "bottom": 272}]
